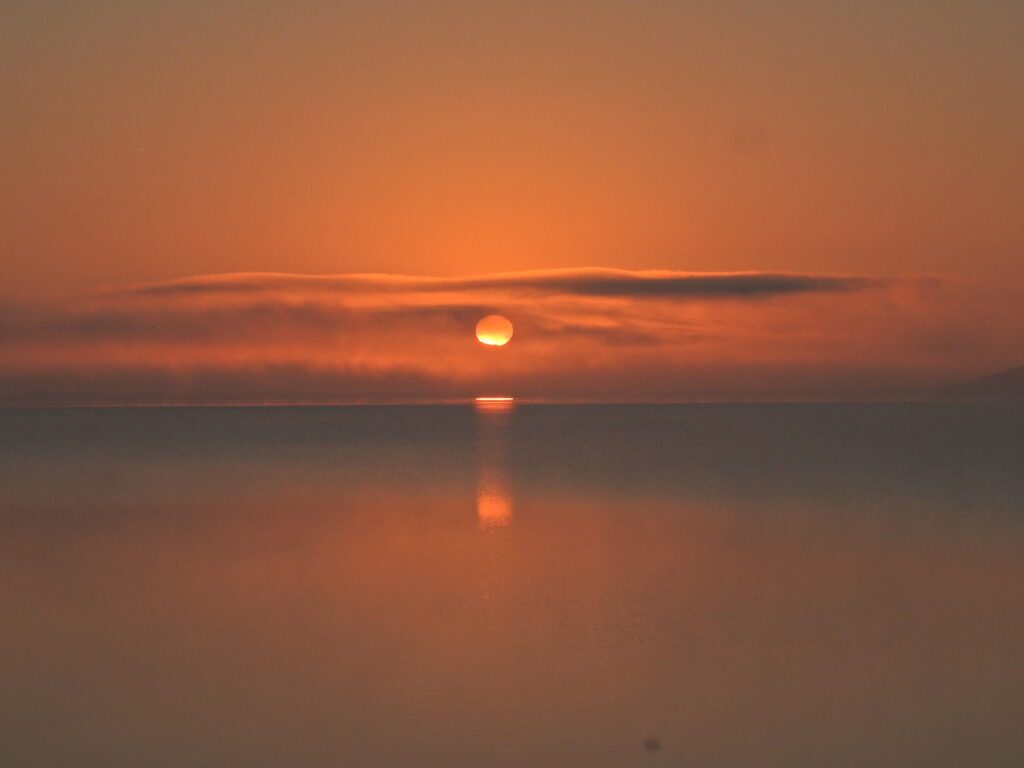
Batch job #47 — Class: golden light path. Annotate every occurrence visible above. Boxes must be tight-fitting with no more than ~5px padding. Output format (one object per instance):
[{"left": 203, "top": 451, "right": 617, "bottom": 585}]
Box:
[
  {"left": 476, "top": 465, "right": 512, "bottom": 529},
  {"left": 475, "top": 314, "right": 514, "bottom": 346},
  {"left": 474, "top": 397, "right": 514, "bottom": 529}
]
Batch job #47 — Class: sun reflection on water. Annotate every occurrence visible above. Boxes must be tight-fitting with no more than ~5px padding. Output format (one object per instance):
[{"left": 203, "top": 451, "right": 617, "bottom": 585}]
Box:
[{"left": 474, "top": 398, "right": 514, "bottom": 528}]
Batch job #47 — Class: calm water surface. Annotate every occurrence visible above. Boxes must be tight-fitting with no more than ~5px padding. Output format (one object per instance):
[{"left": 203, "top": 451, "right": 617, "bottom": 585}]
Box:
[{"left": 1, "top": 403, "right": 1022, "bottom": 767}]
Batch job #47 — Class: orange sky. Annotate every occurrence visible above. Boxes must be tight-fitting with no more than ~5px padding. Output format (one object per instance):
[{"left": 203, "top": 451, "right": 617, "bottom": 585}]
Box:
[{"left": 1, "top": 2, "right": 1022, "bottom": 402}]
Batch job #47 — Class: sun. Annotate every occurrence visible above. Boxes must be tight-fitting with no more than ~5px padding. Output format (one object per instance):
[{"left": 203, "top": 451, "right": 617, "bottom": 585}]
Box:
[{"left": 475, "top": 314, "right": 514, "bottom": 346}]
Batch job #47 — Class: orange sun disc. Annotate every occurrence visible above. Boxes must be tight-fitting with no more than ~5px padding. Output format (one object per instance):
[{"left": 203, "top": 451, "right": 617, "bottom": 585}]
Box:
[{"left": 475, "top": 315, "right": 513, "bottom": 346}]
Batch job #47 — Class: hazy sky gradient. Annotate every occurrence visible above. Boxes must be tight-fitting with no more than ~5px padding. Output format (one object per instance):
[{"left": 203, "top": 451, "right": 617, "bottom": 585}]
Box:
[{"left": 3, "top": 1, "right": 1022, "bottom": 298}]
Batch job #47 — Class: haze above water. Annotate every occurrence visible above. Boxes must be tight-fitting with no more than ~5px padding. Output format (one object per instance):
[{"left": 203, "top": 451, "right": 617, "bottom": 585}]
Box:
[{"left": 2, "top": 403, "right": 1022, "bottom": 767}]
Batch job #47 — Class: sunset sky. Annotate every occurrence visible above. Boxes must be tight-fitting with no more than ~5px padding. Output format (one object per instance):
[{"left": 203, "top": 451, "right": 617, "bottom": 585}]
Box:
[{"left": 2, "top": 1, "right": 1022, "bottom": 403}]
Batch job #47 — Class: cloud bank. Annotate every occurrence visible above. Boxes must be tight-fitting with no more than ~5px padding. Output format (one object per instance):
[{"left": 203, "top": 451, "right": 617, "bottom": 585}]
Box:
[{"left": 0, "top": 268, "right": 1018, "bottom": 404}]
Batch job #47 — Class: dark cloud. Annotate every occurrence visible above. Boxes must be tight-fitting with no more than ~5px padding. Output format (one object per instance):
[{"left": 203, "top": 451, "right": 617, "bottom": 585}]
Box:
[
  {"left": 125, "top": 268, "right": 882, "bottom": 300},
  {"left": 458, "top": 271, "right": 880, "bottom": 298}
]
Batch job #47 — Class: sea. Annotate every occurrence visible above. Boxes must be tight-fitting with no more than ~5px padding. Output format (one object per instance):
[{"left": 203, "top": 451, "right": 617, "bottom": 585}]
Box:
[{"left": 1, "top": 402, "right": 1022, "bottom": 767}]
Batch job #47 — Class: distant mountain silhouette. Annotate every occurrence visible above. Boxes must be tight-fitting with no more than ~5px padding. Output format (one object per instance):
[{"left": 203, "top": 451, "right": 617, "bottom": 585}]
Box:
[{"left": 944, "top": 365, "right": 1024, "bottom": 400}]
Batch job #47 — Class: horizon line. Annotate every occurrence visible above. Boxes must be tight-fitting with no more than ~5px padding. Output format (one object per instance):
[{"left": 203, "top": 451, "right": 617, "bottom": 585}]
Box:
[{"left": 0, "top": 396, "right": 1003, "bottom": 410}]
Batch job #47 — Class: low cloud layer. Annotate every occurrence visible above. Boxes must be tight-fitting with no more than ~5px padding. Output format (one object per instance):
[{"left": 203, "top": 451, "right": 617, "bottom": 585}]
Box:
[{"left": 0, "top": 268, "right": 1019, "bottom": 404}]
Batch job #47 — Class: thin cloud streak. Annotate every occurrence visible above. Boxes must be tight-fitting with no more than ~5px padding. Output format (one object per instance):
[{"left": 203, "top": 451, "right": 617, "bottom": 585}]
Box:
[{"left": 124, "top": 268, "right": 883, "bottom": 299}]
